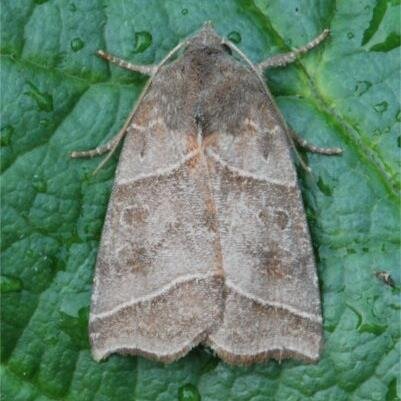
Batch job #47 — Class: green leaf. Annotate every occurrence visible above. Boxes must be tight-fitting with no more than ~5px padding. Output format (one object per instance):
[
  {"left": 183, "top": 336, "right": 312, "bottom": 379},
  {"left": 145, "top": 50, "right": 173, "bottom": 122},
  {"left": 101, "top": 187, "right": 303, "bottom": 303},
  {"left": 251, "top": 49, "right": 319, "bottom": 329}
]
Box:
[{"left": 1, "top": 0, "right": 400, "bottom": 400}]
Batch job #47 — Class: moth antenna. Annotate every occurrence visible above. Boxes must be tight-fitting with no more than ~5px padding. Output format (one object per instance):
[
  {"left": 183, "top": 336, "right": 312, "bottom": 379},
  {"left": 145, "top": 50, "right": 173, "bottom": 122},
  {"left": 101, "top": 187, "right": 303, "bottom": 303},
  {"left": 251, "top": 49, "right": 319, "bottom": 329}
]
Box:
[
  {"left": 158, "top": 38, "right": 190, "bottom": 65},
  {"left": 96, "top": 50, "right": 157, "bottom": 75},
  {"left": 257, "top": 29, "right": 330, "bottom": 70}
]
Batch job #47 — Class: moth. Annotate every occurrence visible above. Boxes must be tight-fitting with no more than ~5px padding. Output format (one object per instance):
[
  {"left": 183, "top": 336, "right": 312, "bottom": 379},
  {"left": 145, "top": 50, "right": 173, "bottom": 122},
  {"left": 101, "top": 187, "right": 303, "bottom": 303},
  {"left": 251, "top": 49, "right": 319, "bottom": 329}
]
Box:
[{"left": 71, "top": 23, "right": 342, "bottom": 365}]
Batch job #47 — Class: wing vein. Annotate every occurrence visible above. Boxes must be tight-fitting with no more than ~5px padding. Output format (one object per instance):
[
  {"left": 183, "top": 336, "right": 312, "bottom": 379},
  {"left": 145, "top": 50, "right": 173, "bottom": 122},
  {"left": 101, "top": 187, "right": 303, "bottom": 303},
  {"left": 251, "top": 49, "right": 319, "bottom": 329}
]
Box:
[
  {"left": 209, "top": 338, "right": 320, "bottom": 361},
  {"left": 226, "top": 281, "right": 322, "bottom": 323},
  {"left": 207, "top": 149, "right": 295, "bottom": 187},
  {"left": 91, "top": 272, "right": 220, "bottom": 322},
  {"left": 118, "top": 149, "right": 200, "bottom": 185}
]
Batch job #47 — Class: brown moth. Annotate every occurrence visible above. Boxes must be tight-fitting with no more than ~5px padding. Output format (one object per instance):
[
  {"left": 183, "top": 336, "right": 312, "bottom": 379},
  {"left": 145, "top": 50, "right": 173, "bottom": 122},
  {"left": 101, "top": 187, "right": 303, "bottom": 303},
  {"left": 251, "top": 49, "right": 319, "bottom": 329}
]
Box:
[{"left": 71, "top": 22, "right": 342, "bottom": 365}]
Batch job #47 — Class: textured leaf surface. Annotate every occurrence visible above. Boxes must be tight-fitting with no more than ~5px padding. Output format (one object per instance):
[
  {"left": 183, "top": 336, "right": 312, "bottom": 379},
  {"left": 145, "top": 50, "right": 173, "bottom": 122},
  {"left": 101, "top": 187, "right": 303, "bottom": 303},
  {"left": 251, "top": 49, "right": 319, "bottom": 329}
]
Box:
[{"left": 1, "top": 0, "right": 400, "bottom": 400}]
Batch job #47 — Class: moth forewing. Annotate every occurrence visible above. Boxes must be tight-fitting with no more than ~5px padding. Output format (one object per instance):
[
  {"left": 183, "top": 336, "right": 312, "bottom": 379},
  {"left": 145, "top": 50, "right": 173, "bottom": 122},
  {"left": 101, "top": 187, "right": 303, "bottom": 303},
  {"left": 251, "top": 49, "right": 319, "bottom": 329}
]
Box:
[{"left": 74, "top": 24, "right": 341, "bottom": 365}]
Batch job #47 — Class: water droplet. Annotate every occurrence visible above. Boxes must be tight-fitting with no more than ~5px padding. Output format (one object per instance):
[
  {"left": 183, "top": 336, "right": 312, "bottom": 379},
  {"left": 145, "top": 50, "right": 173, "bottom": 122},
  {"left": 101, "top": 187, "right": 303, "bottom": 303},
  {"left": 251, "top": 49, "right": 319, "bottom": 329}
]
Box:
[
  {"left": 70, "top": 37, "right": 85, "bottom": 52},
  {"left": 181, "top": 8, "right": 188, "bottom": 15},
  {"left": 32, "top": 175, "right": 47, "bottom": 192},
  {"left": 0, "top": 125, "right": 13, "bottom": 146},
  {"left": 396, "top": 109, "right": 401, "bottom": 122},
  {"left": 133, "top": 31, "right": 152, "bottom": 53},
  {"left": 397, "top": 136, "right": 401, "bottom": 148},
  {"left": 25, "top": 82, "right": 53, "bottom": 112},
  {"left": 317, "top": 177, "right": 332, "bottom": 196},
  {"left": 373, "top": 101, "right": 388, "bottom": 114},
  {"left": 347, "top": 32, "right": 354, "bottom": 39},
  {"left": 354, "top": 80, "right": 372, "bottom": 96},
  {"left": 69, "top": 3, "right": 76, "bottom": 12},
  {"left": 227, "top": 31, "right": 241, "bottom": 44},
  {"left": 178, "top": 383, "right": 201, "bottom": 401},
  {"left": 1, "top": 275, "right": 23, "bottom": 293}
]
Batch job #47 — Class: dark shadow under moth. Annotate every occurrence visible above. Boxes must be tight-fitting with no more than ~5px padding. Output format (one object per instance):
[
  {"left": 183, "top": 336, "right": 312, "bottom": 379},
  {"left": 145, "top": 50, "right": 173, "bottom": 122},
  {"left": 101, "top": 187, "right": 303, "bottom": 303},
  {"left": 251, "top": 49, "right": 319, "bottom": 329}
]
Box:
[{"left": 71, "top": 23, "right": 342, "bottom": 365}]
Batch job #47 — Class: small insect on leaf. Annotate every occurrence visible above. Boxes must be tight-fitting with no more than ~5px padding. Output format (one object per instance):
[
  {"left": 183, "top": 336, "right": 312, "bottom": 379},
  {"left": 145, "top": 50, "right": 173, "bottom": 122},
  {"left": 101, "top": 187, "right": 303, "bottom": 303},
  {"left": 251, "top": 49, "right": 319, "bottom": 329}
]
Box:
[{"left": 375, "top": 271, "right": 396, "bottom": 288}]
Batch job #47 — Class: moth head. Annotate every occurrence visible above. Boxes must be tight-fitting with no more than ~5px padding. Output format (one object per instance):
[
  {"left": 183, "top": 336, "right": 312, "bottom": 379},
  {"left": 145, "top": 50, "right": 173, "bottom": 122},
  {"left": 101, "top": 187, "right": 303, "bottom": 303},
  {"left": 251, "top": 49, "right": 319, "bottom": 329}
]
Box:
[{"left": 187, "top": 21, "right": 223, "bottom": 49}]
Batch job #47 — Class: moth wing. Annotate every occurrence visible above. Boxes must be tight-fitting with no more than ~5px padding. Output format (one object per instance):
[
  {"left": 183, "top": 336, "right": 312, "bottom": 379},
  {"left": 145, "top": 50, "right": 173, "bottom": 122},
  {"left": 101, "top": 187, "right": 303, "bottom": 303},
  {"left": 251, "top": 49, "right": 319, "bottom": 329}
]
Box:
[
  {"left": 89, "top": 68, "right": 224, "bottom": 362},
  {"left": 203, "top": 65, "right": 322, "bottom": 364}
]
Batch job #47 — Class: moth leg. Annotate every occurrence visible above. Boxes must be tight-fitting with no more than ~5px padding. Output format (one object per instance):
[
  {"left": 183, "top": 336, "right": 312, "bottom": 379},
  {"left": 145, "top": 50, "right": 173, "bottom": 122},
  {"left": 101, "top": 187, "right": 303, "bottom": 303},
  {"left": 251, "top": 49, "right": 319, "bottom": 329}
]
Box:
[
  {"left": 290, "top": 129, "right": 343, "bottom": 155},
  {"left": 70, "top": 124, "right": 128, "bottom": 174},
  {"left": 70, "top": 132, "right": 123, "bottom": 159},
  {"left": 257, "top": 29, "right": 329, "bottom": 71},
  {"left": 97, "top": 50, "right": 157, "bottom": 75}
]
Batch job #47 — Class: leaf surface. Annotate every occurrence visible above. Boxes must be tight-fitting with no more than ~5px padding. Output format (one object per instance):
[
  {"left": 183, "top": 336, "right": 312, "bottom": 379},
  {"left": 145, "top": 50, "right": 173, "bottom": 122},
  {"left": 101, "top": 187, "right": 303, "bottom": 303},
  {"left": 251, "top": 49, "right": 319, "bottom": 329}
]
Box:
[{"left": 1, "top": 1, "right": 400, "bottom": 400}]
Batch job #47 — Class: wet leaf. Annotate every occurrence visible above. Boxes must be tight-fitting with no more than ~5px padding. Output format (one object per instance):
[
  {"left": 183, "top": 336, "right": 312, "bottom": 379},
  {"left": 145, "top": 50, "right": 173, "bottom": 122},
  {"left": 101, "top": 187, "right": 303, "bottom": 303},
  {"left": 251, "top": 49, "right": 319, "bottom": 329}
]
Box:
[{"left": 1, "top": 0, "right": 399, "bottom": 400}]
